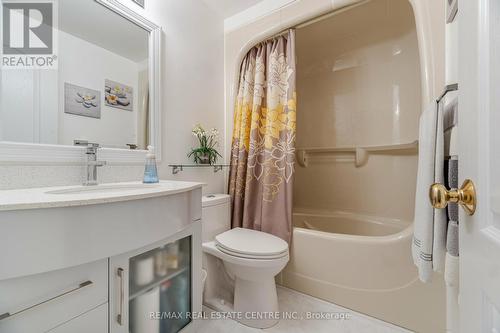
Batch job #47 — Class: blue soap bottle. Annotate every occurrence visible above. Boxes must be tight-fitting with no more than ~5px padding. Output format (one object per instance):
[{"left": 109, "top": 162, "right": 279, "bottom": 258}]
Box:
[{"left": 143, "top": 145, "right": 159, "bottom": 183}]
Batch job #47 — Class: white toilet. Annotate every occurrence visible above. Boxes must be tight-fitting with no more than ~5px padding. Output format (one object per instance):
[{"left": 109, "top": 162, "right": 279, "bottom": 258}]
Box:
[{"left": 201, "top": 194, "right": 289, "bottom": 329}]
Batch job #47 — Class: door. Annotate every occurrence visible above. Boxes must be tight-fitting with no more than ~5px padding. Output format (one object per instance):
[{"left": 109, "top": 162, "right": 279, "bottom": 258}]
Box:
[{"left": 459, "top": 0, "right": 500, "bottom": 331}]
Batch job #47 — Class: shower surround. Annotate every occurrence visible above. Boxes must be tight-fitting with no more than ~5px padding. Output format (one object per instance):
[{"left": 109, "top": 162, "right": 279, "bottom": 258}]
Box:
[{"left": 224, "top": 0, "right": 446, "bottom": 332}]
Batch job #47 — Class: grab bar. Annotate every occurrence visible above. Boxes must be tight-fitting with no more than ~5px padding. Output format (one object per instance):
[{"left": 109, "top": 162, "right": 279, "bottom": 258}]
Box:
[
  {"left": 0, "top": 280, "right": 93, "bottom": 321},
  {"left": 296, "top": 140, "right": 418, "bottom": 167}
]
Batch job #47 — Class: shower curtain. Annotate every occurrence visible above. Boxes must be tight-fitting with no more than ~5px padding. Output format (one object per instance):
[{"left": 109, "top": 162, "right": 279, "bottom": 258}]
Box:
[{"left": 228, "top": 29, "right": 296, "bottom": 243}]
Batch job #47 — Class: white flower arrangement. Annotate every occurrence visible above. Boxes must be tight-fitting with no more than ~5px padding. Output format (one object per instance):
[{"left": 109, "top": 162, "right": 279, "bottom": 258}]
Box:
[{"left": 188, "top": 124, "right": 222, "bottom": 164}]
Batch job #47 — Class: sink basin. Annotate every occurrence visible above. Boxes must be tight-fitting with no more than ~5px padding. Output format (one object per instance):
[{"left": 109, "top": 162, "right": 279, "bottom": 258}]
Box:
[{"left": 46, "top": 183, "right": 162, "bottom": 195}]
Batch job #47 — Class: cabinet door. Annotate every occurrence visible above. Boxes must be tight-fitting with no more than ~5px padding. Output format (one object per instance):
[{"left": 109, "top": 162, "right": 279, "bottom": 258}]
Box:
[
  {"left": 110, "top": 223, "right": 201, "bottom": 333},
  {"left": 0, "top": 259, "right": 108, "bottom": 333}
]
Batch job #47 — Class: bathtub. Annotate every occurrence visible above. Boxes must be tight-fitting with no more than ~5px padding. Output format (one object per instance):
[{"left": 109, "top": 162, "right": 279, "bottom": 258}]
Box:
[{"left": 280, "top": 211, "right": 445, "bottom": 332}]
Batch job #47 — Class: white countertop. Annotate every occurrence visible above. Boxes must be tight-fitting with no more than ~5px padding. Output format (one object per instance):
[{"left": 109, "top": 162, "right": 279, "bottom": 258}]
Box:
[{"left": 0, "top": 180, "right": 203, "bottom": 211}]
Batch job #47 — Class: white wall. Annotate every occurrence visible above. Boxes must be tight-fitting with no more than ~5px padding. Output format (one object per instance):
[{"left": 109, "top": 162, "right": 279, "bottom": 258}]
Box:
[
  {"left": 0, "top": 0, "right": 225, "bottom": 193},
  {"left": 58, "top": 30, "right": 140, "bottom": 147},
  {"left": 118, "top": 0, "right": 226, "bottom": 194}
]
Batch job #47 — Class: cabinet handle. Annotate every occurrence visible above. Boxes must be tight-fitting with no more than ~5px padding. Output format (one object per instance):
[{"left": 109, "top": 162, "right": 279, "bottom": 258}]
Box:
[
  {"left": 117, "top": 268, "right": 125, "bottom": 326},
  {"left": 0, "top": 280, "right": 93, "bottom": 321}
]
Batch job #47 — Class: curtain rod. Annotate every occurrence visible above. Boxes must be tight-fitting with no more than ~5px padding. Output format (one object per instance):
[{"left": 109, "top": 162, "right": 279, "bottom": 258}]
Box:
[
  {"left": 295, "top": 0, "right": 370, "bottom": 29},
  {"left": 262, "top": 0, "right": 371, "bottom": 43}
]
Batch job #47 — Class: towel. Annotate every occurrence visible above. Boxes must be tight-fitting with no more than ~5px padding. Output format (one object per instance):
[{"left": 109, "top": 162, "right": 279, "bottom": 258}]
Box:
[
  {"left": 444, "top": 97, "right": 459, "bottom": 269},
  {"left": 412, "top": 100, "right": 446, "bottom": 282},
  {"left": 433, "top": 100, "right": 447, "bottom": 273},
  {"left": 446, "top": 157, "right": 459, "bottom": 258}
]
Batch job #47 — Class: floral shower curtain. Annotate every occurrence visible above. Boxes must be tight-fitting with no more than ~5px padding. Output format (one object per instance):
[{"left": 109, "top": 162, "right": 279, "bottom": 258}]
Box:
[{"left": 228, "top": 30, "right": 296, "bottom": 243}]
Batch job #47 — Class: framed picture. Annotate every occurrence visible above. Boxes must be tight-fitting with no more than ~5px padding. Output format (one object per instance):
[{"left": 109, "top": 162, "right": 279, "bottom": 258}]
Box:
[
  {"left": 131, "top": 0, "right": 144, "bottom": 8},
  {"left": 105, "top": 79, "right": 134, "bottom": 112},
  {"left": 64, "top": 83, "right": 101, "bottom": 119}
]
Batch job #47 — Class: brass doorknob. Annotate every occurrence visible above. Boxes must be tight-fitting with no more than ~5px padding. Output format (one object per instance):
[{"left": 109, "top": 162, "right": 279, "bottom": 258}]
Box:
[{"left": 429, "top": 179, "right": 477, "bottom": 216}]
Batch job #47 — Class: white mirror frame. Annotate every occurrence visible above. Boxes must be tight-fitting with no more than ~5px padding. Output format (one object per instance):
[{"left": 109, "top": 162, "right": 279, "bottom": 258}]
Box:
[{"left": 0, "top": 0, "right": 161, "bottom": 165}]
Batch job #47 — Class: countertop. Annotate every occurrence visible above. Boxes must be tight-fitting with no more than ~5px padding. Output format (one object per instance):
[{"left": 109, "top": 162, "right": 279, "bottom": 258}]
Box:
[{"left": 0, "top": 180, "right": 203, "bottom": 211}]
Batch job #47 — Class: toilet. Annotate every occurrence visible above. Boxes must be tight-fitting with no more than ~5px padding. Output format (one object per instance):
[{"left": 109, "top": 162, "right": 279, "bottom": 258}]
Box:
[{"left": 201, "top": 194, "right": 289, "bottom": 329}]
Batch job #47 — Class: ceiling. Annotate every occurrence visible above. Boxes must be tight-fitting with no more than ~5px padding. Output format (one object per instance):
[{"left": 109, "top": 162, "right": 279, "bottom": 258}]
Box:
[
  {"left": 59, "top": 0, "right": 149, "bottom": 63},
  {"left": 202, "top": 0, "right": 264, "bottom": 18},
  {"left": 58, "top": 0, "right": 265, "bottom": 62}
]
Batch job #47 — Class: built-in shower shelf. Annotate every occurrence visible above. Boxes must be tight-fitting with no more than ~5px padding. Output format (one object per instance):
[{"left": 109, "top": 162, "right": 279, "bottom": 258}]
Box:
[{"left": 296, "top": 140, "right": 418, "bottom": 167}]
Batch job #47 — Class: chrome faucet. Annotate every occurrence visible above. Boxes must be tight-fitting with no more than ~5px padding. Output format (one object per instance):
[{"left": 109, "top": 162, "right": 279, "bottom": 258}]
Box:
[{"left": 75, "top": 140, "right": 107, "bottom": 186}]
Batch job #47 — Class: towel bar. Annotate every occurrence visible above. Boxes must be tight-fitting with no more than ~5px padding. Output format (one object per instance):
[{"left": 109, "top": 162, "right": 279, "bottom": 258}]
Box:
[{"left": 437, "top": 83, "right": 458, "bottom": 104}]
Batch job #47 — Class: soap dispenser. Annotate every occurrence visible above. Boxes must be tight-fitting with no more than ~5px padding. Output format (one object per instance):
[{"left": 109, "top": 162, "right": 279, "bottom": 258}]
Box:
[{"left": 143, "top": 145, "right": 159, "bottom": 183}]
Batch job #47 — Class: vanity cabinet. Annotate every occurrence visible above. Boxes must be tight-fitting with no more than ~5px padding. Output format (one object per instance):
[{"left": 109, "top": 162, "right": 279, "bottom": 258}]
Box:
[
  {"left": 0, "top": 182, "right": 203, "bottom": 333},
  {"left": 110, "top": 221, "right": 201, "bottom": 333}
]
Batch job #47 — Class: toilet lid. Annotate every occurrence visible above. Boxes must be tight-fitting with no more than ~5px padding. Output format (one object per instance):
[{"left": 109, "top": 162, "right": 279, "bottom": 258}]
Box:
[{"left": 215, "top": 228, "right": 288, "bottom": 258}]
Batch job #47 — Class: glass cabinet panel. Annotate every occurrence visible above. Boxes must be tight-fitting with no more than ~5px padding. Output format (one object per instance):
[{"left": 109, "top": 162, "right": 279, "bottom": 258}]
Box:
[{"left": 128, "top": 236, "right": 191, "bottom": 333}]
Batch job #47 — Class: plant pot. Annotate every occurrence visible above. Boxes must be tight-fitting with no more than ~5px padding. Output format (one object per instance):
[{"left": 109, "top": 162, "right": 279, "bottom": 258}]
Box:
[{"left": 198, "top": 154, "right": 211, "bottom": 165}]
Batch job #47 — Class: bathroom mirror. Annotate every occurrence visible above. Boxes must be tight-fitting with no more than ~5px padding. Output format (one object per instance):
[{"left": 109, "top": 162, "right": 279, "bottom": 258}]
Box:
[{"left": 0, "top": 0, "right": 161, "bottom": 162}]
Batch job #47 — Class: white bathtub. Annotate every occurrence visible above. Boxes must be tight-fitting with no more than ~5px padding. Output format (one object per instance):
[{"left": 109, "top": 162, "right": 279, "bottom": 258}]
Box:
[{"left": 280, "top": 211, "right": 445, "bottom": 332}]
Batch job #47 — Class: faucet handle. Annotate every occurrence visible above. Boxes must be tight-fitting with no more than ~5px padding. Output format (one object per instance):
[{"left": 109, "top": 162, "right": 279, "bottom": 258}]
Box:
[
  {"left": 74, "top": 140, "right": 100, "bottom": 148},
  {"left": 74, "top": 140, "right": 101, "bottom": 154}
]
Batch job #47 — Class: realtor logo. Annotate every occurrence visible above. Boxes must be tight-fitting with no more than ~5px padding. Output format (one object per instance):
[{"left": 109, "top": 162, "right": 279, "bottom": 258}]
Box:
[{"left": 1, "top": 0, "right": 58, "bottom": 69}]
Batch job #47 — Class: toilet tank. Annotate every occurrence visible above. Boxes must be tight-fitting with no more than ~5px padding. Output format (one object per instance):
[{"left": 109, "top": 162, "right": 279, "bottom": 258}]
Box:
[{"left": 202, "top": 194, "right": 231, "bottom": 243}]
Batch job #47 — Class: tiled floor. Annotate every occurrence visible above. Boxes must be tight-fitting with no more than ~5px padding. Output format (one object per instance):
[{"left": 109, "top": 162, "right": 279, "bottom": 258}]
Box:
[{"left": 196, "top": 287, "right": 412, "bottom": 333}]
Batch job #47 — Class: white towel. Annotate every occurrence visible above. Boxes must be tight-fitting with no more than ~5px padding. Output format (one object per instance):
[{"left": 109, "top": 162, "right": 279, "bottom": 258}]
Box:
[
  {"left": 412, "top": 101, "right": 446, "bottom": 282},
  {"left": 433, "top": 101, "right": 447, "bottom": 273},
  {"left": 444, "top": 252, "right": 459, "bottom": 288},
  {"left": 445, "top": 117, "right": 459, "bottom": 288}
]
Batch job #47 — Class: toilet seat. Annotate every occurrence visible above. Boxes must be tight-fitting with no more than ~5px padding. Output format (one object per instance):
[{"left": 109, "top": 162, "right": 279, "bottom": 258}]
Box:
[
  {"left": 203, "top": 241, "right": 289, "bottom": 267},
  {"left": 216, "top": 244, "right": 288, "bottom": 260},
  {"left": 215, "top": 228, "right": 288, "bottom": 260}
]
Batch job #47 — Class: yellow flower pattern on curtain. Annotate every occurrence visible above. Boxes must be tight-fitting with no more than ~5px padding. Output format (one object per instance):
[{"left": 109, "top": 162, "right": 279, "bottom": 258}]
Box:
[{"left": 229, "top": 30, "right": 296, "bottom": 243}]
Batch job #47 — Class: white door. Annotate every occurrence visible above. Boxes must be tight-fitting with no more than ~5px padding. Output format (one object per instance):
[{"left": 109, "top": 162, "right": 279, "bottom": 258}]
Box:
[{"left": 459, "top": 0, "right": 500, "bottom": 331}]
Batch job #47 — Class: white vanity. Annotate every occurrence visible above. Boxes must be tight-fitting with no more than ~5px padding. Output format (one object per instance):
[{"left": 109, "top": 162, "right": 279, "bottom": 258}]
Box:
[{"left": 0, "top": 181, "right": 203, "bottom": 333}]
